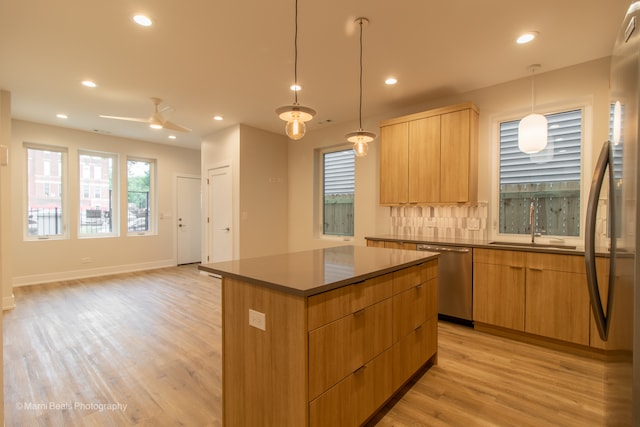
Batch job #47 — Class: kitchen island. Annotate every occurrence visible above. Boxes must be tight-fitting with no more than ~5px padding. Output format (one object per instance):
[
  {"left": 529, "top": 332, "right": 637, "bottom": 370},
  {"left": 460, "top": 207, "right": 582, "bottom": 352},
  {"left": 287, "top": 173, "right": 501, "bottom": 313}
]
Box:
[{"left": 199, "top": 245, "right": 439, "bottom": 427}]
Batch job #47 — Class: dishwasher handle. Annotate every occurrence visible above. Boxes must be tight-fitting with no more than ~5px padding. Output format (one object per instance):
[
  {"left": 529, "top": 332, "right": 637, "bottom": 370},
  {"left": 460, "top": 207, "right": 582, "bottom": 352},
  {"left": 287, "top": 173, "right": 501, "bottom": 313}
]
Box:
[{"left": 416, "top": 244, "right": 470, "bottom": 254}]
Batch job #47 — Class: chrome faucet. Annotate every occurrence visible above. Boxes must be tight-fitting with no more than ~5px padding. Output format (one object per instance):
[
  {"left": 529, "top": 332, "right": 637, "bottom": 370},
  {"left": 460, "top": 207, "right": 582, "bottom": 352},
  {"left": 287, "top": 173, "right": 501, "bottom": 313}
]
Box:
[{"left": 529, "top": 201, "right": 535, "bottom": 243}]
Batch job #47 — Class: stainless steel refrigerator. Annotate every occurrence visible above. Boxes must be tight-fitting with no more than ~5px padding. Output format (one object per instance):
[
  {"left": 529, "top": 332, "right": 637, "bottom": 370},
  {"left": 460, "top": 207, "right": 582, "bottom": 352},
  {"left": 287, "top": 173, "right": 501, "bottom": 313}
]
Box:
[{"left": 585, "top": 2, "right": 640, "bottom": 424}]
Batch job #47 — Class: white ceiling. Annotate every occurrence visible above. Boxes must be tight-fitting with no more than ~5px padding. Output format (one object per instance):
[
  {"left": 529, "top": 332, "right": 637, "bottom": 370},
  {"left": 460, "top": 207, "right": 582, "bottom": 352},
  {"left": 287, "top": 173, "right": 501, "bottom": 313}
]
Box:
[{"left": 0, "top": 0, "right": 631, "bottom": 150}]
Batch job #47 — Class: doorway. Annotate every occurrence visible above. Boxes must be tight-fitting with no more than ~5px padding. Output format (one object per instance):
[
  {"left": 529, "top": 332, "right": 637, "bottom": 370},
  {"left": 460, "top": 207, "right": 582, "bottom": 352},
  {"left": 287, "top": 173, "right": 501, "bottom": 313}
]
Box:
[
  {"left": 208, "top": 166, "right": 233, "bottom": 262},
  {"left": 176, "top": 176, "right": 202, "bottom": 265}
]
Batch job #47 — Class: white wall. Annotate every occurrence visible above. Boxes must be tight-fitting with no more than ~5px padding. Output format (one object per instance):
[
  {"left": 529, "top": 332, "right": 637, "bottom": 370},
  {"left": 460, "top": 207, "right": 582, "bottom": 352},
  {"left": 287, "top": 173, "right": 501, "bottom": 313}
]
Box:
[
  {"left": 239, "top": 125, "right": 288, "bottom": 258},
  {"left": 288, "top": 57, "right": 612, "bottom": 251},
  {"left": 0, "top": 89, "right": 10, "bottom": 424},
  {"left": 201, "top": 124, "right": 288, "bottom": 260},
  {"left": 10, "top": 120, "right": 201, "bottom": 286}
]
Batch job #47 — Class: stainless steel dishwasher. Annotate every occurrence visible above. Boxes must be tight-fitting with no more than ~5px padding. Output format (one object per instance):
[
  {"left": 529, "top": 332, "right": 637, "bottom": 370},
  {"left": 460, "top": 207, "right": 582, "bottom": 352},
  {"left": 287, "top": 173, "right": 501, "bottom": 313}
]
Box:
[{"left": 417, "top": 244, "right": 473, "bottom": 325}]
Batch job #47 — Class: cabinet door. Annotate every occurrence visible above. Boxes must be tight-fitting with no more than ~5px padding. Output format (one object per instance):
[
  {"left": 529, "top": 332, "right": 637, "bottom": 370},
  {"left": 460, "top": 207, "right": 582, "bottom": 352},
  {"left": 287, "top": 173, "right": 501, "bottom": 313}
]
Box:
[
  {"left": 525, "top": 269, "right": 590, "bottom": 345},
  {"left": 473, "top": 262, "right": 525, "bottom": 330},
  {"left": 366, "top": 239, "right": 385, "bottom": 248},
  {"left": 408, "top": 116, "right": 440, "bottom": 203},
  {"left": 440, "top": 109, "right": 471, "bottom": 203},
  {"left": 380, "top": 122, "right": 409, "bottom": 204}
]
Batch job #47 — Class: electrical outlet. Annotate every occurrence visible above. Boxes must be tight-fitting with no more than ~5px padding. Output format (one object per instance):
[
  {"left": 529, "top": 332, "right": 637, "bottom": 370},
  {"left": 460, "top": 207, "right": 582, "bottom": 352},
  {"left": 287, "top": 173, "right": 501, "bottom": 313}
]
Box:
[
  {"left": 468, "top": 218, "right": 480, "bottom": 231},
  {"left": 249, "top": 309, "right": 266, "bottom": 331}
]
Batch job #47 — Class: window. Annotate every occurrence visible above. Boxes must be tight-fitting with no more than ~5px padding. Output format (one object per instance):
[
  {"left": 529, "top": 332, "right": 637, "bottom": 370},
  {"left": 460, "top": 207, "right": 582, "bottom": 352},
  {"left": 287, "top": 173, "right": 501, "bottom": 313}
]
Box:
[
  {"left": 127, "top": 158, "right": 155, "bottom": 234},
  {"left": 498, "top": 109, "right": 583, "bottom": 237},
  {"left": 79, "top": 151, "right": 117, "bottom": 237},
  {"left": 321, "top": 148, "right": 355, "bottom": 237},
  {"left": 25, "top": 144, "right": 67, "bottom": 238}
]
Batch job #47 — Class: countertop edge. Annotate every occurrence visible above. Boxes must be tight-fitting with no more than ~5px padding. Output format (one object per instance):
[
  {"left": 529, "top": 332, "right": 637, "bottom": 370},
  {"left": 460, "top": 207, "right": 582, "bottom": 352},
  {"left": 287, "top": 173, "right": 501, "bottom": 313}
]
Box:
[{"left": 198, "top": 252, "right": 439, "bottom": 297}]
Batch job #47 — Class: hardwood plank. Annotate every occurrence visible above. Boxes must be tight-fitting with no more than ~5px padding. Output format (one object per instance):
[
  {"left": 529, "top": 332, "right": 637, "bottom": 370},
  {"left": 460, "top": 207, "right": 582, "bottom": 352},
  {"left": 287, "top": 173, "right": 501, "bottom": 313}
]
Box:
[{"left": 4, "top": 265, "right": 607, "bottom": 427}]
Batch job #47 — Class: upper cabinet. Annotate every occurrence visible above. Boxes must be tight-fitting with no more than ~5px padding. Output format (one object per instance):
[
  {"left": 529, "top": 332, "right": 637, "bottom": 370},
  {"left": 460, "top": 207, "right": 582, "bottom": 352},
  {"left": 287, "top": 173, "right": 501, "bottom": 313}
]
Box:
[{"left": 379, "top": 103, "right": 479, "bottom": 205}]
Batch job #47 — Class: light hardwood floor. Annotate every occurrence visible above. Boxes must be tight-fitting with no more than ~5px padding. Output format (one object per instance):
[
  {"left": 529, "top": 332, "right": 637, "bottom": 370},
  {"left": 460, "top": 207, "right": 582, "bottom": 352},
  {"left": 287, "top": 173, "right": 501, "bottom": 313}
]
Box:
[{"left": 3, "top": 265, "right": 606, "bottom": 426}]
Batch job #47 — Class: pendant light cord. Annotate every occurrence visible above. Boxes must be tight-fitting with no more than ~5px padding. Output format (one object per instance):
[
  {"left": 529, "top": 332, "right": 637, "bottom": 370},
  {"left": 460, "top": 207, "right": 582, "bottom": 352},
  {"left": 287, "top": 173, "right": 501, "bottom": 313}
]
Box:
[
  {"left": 358, "top": 18, "right": 364, "bottom": 129},
  {"left": 293, "top": 0, "right": 299, "bottom": 105}
]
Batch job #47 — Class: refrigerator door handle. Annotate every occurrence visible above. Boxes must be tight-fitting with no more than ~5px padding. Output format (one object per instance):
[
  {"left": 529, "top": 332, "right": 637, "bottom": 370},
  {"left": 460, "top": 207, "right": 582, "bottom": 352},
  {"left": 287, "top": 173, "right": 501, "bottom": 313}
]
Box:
[{"left": 585, "top": 140, "right": 616, "bottom": 341}]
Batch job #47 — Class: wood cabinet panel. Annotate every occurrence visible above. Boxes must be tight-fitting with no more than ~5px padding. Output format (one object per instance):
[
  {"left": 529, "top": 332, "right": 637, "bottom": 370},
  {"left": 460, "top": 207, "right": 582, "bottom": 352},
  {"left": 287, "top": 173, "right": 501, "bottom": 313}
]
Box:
[
  {"left": 380, "top": 122, "right": 409, "bottom": 204},
  {"left": 440, "top": 109, "right": 471, "bottom": 203},
  {"left": 366, "top": 240, "right": 385, "bottom": 248},
  {"left": 408, "top": 116, "right": 440, "bottom": 203},
  {"left": 473, "top": 248, "right": 525, "bottom": 266},
  {"left": 308, "top": 286, "right": 351, "bottom": 331},
  {"left": 384, "top": 241, "right": 417, "bottom": 250},
  {"left": 473, "top": 262, "right": 525, "bottom": 330},
  {"left": 392, "top": 264, "right": 422, "bottom": 294},
  {"left": 525, "top": 268, "right": 590, "bottom": 345},
  {"left": 392, "top": 277, "right": 437, "bottom": 342},
  {"left": 392, "top": 317, "right": 437, "bottom": 391},
  {"left": 526, "top": 252, "right": 585, "bottom": 274},
  {"left": 379, "top": 103, "right": 478, "bottom": 205},
  {"left": 223, "top": 278, "right": 307, "bottom": 427},
  {"left": 308, "top": 299, "right": 392, "bottom": 401}
]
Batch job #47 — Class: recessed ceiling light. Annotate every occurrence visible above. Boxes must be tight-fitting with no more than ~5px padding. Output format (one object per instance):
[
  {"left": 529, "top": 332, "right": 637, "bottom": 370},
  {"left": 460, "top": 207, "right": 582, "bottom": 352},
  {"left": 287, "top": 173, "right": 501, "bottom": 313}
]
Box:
[
  {"left": 290, "top": 84, "right": 302, "bottom": 91},
  {"left": 168, "top": 135, "right": 177, "bottom": 140},
  {"left": 133, "top": 15, "right": 153, "bottom": 27},
  {"left": 56, "top": 113, "right": 68, "bottom": 119},
  {"left": 385, "top": 77, "right": 397, "bottom": 85},
  {"left": 213, "top": 115, "right": 224, "bottom": 121},
  {"left": 149, "top": 123, "right": 162, "bottom": 130},
  {"left": 517, "top": 32, "right": 537, "bottom": 44},
  {"left": 82, "top": 80, "right": 97, "bottom": 88}
]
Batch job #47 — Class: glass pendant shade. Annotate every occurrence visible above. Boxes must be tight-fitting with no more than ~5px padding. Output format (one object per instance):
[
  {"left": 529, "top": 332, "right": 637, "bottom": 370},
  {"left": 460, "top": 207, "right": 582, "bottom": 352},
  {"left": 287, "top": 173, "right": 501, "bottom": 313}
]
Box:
[
  {"left": 353, "top": 140, "right": 369, "bottom": 157},
  {"left": 518, "top": 113, "right": 548, "bottom": 154}
]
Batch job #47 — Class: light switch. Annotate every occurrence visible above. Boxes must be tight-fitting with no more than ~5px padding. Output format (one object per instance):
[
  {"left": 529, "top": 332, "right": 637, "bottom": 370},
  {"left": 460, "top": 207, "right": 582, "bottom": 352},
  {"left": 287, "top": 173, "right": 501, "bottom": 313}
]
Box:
[{"left": 249, "top": 309, "right": 266, "bottom": 331}]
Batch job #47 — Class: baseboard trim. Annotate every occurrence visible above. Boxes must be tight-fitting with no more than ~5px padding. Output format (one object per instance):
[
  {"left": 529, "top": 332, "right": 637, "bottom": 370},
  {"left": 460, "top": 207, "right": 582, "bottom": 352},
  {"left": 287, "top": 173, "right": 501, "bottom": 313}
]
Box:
[{"left": 12, "top": 259, "right": 177, "bottom": 287}]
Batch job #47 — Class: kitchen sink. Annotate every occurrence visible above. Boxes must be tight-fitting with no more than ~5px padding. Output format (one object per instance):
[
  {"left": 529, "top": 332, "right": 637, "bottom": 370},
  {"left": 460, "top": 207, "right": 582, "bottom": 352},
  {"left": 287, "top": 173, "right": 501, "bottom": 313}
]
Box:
[{"left": 488, "top": 241, "right": 577, "bottom": 250}]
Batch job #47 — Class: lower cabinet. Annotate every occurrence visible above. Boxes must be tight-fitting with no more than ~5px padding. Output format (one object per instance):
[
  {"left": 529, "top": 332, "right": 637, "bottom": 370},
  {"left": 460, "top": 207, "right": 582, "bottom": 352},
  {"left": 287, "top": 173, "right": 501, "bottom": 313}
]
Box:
[
  {"left": 366, "top": 239, "right": 417, "bottom": 251},
  {"left": 474, "top": 248, "right": 607, "bottom": 348},
  {"left": 308, "top": 261, "right": 438, "bottom": 427}
]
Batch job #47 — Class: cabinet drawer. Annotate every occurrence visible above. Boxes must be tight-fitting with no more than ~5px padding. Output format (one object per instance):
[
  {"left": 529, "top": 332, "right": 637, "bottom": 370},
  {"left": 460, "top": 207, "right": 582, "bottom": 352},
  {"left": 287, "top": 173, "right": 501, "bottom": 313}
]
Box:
[
  {"left": 392, "top": 317, "right": 437, "bottom": 391},
  {"left": 526, "top": 252, "right": 584, "bottom": 274},
  {"left": 308, "top": 298, "right": 392, "bottom": 400},
  {"left": 308, "top": 273, "right": 392, "bottom": 331},
  {"left": 392, "top": 264, "right": 422, "bottom": 294},
  {"left": 392, "top": 277, "right": 437, "bottom": 342},
  {"left": 473, "top": 248, "right": 525, "bottom": 267},
  {"left": 309, "top": 348, "right": 392, "bottom": 427}
]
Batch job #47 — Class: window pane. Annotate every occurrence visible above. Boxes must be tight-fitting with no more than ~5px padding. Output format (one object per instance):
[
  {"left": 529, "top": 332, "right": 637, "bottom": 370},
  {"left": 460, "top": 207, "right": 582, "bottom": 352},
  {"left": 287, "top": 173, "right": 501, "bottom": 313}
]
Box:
[
  {"left": 127, "top": 159, "right": 153, "bottom": 233},
  {"left": 26, "top": 147, "right": 65, "bottom": 237},
  {"left": 499, "top": 109, "right": 582, "bottom": 237},
  {"left": 79, "top": 152, "right": 116, "bottom": 236},
  {"left": 323, "top": 149, "right": 354, "bottom": 236}
]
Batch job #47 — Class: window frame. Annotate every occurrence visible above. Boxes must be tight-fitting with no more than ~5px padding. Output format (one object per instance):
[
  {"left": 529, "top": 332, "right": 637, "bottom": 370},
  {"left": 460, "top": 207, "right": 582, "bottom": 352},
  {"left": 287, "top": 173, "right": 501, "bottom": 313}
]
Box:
[
  {"left": 489, "top": 99, "right": 593, "bottom": 246},
  {"left": 316, "top": 145, "right": 356, "bottom": 241},
  {"left": 24, "top": 142, "right": 69, "bottom": 241},
  {"left": 126, "top": 157, "right": 157, "bottom": 236},
  {"left": 78, "top": 149, "right": 119, "bottom": 239}
]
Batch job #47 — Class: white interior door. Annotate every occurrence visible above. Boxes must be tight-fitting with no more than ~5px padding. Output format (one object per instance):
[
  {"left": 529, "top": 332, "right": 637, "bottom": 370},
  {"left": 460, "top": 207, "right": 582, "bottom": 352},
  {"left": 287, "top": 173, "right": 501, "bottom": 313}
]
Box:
[
  {"left": 176, "top": 176, "right": 202, "bottom": 265},
  {"left": 208, "top": 166, "right": 233, "bottom": 262}
]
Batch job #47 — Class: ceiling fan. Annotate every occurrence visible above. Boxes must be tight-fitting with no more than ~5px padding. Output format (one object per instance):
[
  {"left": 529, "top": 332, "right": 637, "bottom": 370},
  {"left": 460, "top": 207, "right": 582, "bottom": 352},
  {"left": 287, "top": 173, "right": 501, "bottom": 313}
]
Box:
[{"left": 99, "top": 97, "right": 192, "bottom": 132}]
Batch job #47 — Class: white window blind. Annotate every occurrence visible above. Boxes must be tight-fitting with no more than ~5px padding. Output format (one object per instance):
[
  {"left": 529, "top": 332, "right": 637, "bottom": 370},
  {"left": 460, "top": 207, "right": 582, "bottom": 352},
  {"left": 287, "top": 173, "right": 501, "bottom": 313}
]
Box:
[
  {"left": 500, "top": 109, "right": 582, "bottom": 184},
  {"left": 322, "top": 149, "right": 354, "bottom": 237},
  {"left": 498, "top": 109, "right": 583, "bottom": 237}
]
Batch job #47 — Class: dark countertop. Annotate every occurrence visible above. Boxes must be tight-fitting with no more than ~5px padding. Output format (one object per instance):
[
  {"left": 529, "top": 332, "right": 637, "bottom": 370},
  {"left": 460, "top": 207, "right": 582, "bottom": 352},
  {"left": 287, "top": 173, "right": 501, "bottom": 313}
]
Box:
[
  {"left": 365, "top": 234, "right": 611, "bottom": 257},
  {"left": 198, "top": 245, "right": 439, "bottom": 297}
]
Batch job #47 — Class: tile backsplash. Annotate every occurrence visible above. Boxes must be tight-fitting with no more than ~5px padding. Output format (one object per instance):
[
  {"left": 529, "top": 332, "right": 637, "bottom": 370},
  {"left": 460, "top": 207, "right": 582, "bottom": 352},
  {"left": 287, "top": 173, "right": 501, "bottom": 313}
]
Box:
[
  {"left": 390, "top": 203, "right": 488, "bottom": 240},
  {"left": 389, "top": 200, "right": 610, "bottom": 247}
]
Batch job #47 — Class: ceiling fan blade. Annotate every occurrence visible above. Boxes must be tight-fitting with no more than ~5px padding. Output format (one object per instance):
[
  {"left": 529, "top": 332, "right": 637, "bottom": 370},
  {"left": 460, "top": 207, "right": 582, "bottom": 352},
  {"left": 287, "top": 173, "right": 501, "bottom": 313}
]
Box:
[
  {"left": 162, "top": 120, "right": 192, "bottom": 132},
  {"left": 99, "top": 115, "right": 150, "bottom": 124}
]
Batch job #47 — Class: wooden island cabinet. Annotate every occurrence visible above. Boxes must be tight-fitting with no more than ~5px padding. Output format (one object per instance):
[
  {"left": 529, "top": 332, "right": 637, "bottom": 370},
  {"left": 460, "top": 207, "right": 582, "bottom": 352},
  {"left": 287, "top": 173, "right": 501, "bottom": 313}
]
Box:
[{"left": 199, "top": 245, "right": 438, "bottom": 427}]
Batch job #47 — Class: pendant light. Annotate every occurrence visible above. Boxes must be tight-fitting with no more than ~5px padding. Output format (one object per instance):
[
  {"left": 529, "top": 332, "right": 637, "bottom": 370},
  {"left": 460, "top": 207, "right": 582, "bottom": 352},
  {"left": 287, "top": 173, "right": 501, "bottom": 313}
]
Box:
[
  {"left": 346, "top": 17, "right": 376, "bottom": 157},
  {"left": 275, "top": 0, "right": 316, "bottom": 140},
  {"left": 518, "top": 64, "right": 547, "bottom": 154}
]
